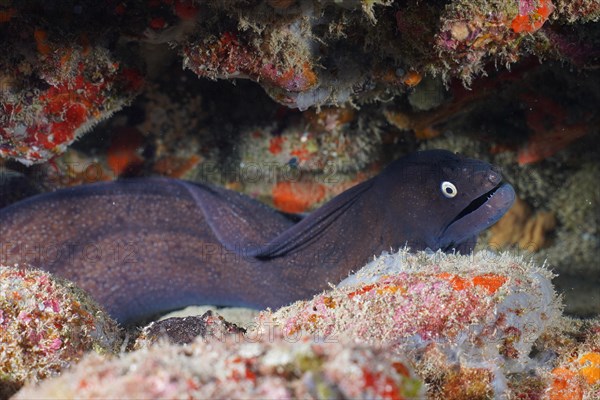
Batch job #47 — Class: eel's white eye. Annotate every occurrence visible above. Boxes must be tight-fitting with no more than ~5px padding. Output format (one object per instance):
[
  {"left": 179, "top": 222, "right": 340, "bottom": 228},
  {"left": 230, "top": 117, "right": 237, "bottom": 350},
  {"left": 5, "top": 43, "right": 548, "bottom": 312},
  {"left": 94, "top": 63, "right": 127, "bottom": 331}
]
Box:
[{"left": 441, "top": 181, "right": 457, "bottom": 198}]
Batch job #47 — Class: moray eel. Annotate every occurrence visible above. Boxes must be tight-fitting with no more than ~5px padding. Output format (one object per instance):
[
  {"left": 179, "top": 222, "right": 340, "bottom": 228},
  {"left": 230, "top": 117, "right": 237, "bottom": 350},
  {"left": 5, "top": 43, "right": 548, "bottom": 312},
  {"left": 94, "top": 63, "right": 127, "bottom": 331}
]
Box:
[{"left": 0, "top": 150, "right": 515, "bottom": 324}]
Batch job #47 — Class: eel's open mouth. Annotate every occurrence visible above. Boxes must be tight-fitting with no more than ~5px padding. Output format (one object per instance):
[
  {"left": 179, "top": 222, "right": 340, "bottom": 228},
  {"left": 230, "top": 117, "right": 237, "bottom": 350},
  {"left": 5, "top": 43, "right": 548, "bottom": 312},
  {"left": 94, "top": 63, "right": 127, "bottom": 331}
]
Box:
[
  {"left": 441, "top": 182, "right": 516, "bottom": 251},
  {"left": 448, "top": 182, "right": 504, "bottom": 226}
]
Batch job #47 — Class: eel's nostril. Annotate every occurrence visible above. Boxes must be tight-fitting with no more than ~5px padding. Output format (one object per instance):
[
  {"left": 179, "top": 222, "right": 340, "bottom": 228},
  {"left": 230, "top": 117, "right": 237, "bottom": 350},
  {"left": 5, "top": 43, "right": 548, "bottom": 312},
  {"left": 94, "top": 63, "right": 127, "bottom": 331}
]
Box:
[{"left": 488, "top": 166, "right": 502, "bottom": 184}]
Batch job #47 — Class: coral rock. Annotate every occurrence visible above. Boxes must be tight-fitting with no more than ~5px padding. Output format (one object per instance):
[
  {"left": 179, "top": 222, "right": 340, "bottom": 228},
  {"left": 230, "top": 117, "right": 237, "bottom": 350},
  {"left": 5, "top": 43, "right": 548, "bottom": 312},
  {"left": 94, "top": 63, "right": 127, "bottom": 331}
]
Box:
[
  {"left": 0, "top": 265, "right": 121, "bottom": 398},
  {"left": 183, "top": 30, "right": 317, "bottom": 98},
  {"left": 13, "top": 330, "right": 424, "bottom": 399},
  {"left": 134, "top": 310, "right": 245, "bottom": 348},
  {"left": 0, "top": 46, "right": 142, "bottom": 164},
  {"left": 255, "top": 250, "right": 563, "bottom": 398},
  {"left": 536, "top": 317, "right": 600, "bottom": 400}
]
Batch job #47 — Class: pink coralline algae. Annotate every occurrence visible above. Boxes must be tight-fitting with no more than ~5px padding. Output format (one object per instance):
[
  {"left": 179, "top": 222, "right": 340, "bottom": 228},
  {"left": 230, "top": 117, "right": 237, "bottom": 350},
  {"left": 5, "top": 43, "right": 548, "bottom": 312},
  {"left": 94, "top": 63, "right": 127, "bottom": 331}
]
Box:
[
  {"left": 553, "top": 0, "right": 600, "bottom": 23},
  {"left": 6, "top": 252, "right": 600, "bottom": 399},
  {"left": 238, "top": 106, "right": 381, "bottom": 173},
  {"left": 255, "top": 250, "right": 564, "bottom": 398},
  {"left": 183, "top": 30, "right": 318, "bottom": 107},
  {"left": 0, "top": 265, "right": 121, "bottom": 398},
  {"left": 13, "top": 329, "right": 424, "bottom": 400},
  {"left": 434, "top": 0, "right": 554, "bottom": 84},
  {"left": 0, "top": 45, "right": 143, "bottom": 164},
  {"left": 1, "top": 1, "right": 598, "bottom": 163},
  {"left": 533, "top": 317, "right": 600, "bottom": 400},
  {"left": 511, "top": 0, "right": 555, "bottom": 33}
]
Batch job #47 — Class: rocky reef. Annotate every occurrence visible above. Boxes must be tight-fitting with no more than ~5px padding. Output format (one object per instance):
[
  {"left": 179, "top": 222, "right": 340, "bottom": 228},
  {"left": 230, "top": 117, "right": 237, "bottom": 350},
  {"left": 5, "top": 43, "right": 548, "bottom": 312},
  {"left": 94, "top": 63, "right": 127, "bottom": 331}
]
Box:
[
  {"left": 258, "top": 250, "right": 567, "bottom": 399},
  {"left": 0, "top": 266, "right": 121, "bottom": 398},
  {"left": 1, "top": 0, "right": 598, "bottom": 162},
  {"left": 1, "top": 0, "right": 600, "bottom": 398},
  {"left": 4, "top": 251, "right": 600, "bottom": 399},
  {"left": 14, "top": 328, "right": 425, "bottom": 399}
]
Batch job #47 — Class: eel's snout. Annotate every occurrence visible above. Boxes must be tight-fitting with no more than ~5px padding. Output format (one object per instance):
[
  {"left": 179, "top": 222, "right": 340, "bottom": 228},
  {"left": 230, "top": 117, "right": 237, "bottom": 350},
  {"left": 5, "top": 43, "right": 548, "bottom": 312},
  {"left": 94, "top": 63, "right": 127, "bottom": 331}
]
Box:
[
  {"left": 489, "top": 182, "right": 516, "bottom": 212},
  {"left": 440, "top": 181, "right": 516, "bottom": 251}
]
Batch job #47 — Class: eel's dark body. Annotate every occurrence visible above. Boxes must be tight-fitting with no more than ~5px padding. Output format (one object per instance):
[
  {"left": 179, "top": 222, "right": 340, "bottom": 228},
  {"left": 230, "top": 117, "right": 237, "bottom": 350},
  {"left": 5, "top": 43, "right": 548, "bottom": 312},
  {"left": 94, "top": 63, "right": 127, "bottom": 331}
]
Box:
[{"left": 0, "top": 150, "right": 515, "bottom": 324}]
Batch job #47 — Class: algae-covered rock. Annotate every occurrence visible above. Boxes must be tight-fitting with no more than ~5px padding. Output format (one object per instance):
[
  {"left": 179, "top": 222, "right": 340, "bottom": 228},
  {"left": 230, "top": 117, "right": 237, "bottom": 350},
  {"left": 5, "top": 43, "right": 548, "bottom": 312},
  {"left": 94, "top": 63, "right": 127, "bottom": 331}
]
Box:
[
  {"left": 553, "top": 163, "right": 600, "bottom": 233},
  {"left": 6, "top": 251, "right": 600, "bottom": 399},
  {"left": 13, "top": 330, "right": 424, "bottom": 399},
  {"left": 134, "top": 310, "right": 246, "bottom": 348},
  {"left": 0, "top": 46, "right": 142, "bottom": 165},
  {"left": 266, "top": 250, "right": 561, "bottom": 359},
  {"left": 0, "top": 265, "right": 121, "bottom": 398},
  {"left": 2, "top": 0, "right": 598, "bottom": 163},
  {"left": 534, "top": 316, "right": 600, "bottom": 399},
  {"left": 256, "top": 249, "right": 565, "bottom": 398}
]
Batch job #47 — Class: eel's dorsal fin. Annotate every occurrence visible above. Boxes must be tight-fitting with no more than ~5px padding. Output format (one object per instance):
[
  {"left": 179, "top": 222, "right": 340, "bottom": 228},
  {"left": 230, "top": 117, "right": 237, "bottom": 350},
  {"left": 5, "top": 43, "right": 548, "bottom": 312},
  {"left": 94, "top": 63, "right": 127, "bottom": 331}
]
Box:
[
  {"left": 182, "top": 179, "right": 373, "bottom": 258},
  {"left": 245, "top": 179, "right": 374, "bottom": 259},
  {"left": 180, "top": 181, "right": 296, "bottom": 254}
]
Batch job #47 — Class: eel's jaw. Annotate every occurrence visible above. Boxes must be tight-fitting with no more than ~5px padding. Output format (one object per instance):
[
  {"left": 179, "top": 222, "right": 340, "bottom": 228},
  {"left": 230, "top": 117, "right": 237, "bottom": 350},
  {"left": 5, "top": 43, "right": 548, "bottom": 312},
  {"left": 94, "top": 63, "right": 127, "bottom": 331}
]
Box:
[{"left": 439, "top": 182, "right": 516, "bottom": 251}]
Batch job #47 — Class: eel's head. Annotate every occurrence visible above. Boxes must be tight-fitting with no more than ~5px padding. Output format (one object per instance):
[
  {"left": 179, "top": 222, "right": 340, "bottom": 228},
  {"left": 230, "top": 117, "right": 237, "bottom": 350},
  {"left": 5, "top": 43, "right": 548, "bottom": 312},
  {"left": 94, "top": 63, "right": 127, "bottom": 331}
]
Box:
[
  {"left": 438, "top": 171, "right": 515, "bottom": 253},
  {"left": 381, "top": 150, "right": 515, "bottom": 253},
  {"left": 434, "top": 151, "right": 515, "bottom": 252}
]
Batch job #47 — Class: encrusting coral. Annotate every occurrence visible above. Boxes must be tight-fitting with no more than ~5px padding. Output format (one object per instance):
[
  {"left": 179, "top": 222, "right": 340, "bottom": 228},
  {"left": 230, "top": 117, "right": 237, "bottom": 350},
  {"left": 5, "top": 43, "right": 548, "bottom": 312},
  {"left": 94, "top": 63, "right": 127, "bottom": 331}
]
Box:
[
  {"left": 534, "top": 317, "right": 600, "bottom": 399},
  {"left": 13, "top": 328, "right": 425, "bottom": 400},
  {"left": 233, "top": 105, "right": 383, "bottom": 212},
  {"left": 5, "top": 250, "right": 600, "bottom": 399},
  {"left": 134, "top": 310, "right": 246, "bottom": 348},
  {"left": 255, "top": 249, "right": 565, "bottom": 398},
  {"left": 0, "top": 44, "right": 143, "bottom": 165},
  {"left": 0, "top": 265, "right": 121, "bottom": 398},
  {"left": 237, "top": 106, "right": 381, "bottom": 174},
  {"left": 1, "top": 0, "right": 598, "bottom": 163}
]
